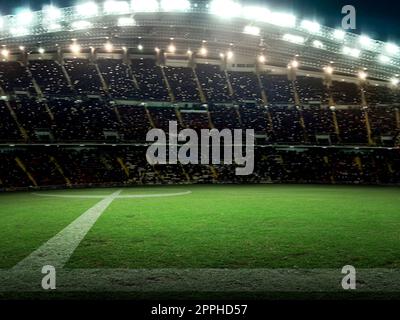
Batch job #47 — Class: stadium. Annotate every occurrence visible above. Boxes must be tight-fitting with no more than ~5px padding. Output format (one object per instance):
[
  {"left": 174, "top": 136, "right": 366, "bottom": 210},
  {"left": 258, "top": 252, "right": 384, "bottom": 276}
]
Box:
[{"left": 0, "top": 0, "right": 399, "bottom": 303}]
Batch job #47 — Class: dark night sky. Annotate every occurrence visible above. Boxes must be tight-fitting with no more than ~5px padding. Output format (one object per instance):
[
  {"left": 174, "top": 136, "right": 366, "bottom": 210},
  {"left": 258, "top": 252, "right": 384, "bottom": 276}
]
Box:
[{"left": 0, "top": 0, "right": 399, "bottom": 41}]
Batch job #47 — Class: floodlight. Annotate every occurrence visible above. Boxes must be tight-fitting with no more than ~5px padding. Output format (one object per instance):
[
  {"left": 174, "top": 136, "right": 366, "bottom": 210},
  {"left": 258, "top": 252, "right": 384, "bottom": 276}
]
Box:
[
  {"left": 137, "top": 44, "right": 143, "bottom": 51},
  {"left": 378, "top": 55, "right": 390, "bottom": 64},
  {"left": 104, "top": 1, "right": 130, "bottom": 14},
  {"left": 43, "top": 5, "right": 62, "bottom": 22},
  {"left": 155, "top": 47, "right": 160, "bottom": 53},
  {"left": 167, "top": 44, "right": 176, "bottom": 53},
  {"left": 131, "top": 0, "right": 159, "bottom": 12},
  {"left": 187, "top": 49, "right": 192, "bottom": 55},
  {"left": 243, "top": 25, "right": 260, "bottom": 36},
  {"left": 1, "top": 49, "right": 9, "bottom": 58},
  {"left": 385, "top": 43, "right": 399, "bottom": 55},
  {"left": 75, "top": 2, "right": 99, "bottom": 17},
  {"left": 333, "top": 29, "right": 345, "bottom": 40},
  {"left": 117, "top": 17, "right": 136, "bottom": 26},
  {"left": 219, "top": 53, "right": 225, "bottom": 58},
  {"left": 324, "top": 66, "right": 334, "bottom": 74},
  {"left": 70, "top": 43, "right": 81, "bottom": 54},
  {"left": 358, "top": 71, "right": 368, "bottom": 80},
  {"left": 38, "top": 48, "right": 45, "bottom": 54},
  {"left": 242, "top": 6, "right": 271, "bottom": 22},
  {"left": 19, "top": 46, "right": 25, "bottom": 51},
  {"left": 268, "top": 12, "right": 296, "bottom": 27},
  {"left": 199, "top": 47, "right": 208, "bottom": 56},
  {"left": 390, "top": 77, "right": 399, "bottom": 86},
  {"left": 210, "top": 0, "right": 242, "bottom": 18},
  {"left": 16, "top": 9, "right": 34, "bottom": 26},
  {"left": 258, "top": 55, "right": 266, "bottom": 63},
  {"left": 104, "top": 42, "right": 114, "bottom": 52},
  {"left": 71, "top": 20, "right": 92, "bottom": 30},
  {"left": 359, "top": 35, "right": 373, "bottom": 48},
  {"left": 160, "top": 0, "right": 191, "bottom": 12},
  {"left": 290, "top": 60, "right": 299, "bottom": 68},
  {"left": 283, "top": 34, "right": 305, "bottom": 45},
  {"left": 226, "top": 50, "right": 233, "bottom": 59},
  {"left": 301, "top": 20, "right": 320, "bottom": 33},
  {"left": 312, "top": 40, "right": 324, "bottom": 49}
]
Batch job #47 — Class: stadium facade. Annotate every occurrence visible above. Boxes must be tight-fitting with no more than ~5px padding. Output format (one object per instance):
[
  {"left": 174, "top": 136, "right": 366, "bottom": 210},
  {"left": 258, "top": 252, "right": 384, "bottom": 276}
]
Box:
[{"left": 0, "top": 0, "right": 399, "bottom": 191}]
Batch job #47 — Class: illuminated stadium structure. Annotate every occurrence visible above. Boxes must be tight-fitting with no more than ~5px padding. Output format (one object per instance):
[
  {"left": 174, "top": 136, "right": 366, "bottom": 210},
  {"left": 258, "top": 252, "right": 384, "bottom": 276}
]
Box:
[
  {"left": 0, "top": 0, "right": 399, "bottom": 191},
  {"left": 0, "top": 0, "right": 399, "bottom": 82}
]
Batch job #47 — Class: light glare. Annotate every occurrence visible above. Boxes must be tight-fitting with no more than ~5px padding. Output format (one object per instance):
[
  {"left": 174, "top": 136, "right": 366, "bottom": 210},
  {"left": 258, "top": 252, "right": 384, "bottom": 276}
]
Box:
[
  {"left": 160, "top": 0, "right": 191, "bottom": 12},
  {"left": 243, "top": 25, "right": 260, "bottom": 36}
]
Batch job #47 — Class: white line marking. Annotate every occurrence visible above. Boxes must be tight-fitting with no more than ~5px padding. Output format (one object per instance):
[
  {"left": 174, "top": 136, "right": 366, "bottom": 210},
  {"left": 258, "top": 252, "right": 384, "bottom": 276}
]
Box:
[{"left": 13, "top": 190, "right": 122, "bottom": 271}]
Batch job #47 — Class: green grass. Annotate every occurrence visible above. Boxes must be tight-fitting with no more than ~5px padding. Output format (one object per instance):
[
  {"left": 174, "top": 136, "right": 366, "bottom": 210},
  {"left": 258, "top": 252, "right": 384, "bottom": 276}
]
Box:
[
  {"left": 1, "top": 185, "right": 400, "bottom": 270},
  {"left": 64, "top": 185, "right": 400, "bottom": 269},
  {"left": 0, "top": 189, "right": 106, "bottom": 268}
]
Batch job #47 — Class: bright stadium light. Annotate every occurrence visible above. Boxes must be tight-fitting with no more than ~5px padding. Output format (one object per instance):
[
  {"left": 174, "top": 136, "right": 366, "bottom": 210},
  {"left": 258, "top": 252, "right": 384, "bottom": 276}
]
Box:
[
  {"left": 333, "top": 29, "right": 345, "bottom": 40},
  {"left": 76, "top": 2, "right": 99, "bottom": 17},
  {"left": 358, "top": 71, "right": 368, "bottom": 80},
  {"left": 258, "top": 54, "right": 266, "bottom": 63},
  {"left": 104, "top": 42, "right": 113, "bottom": 52},
  {"left": 71, "top": 20, "right": 92, "bottom": 30},
  {"left": 243, "top": 25, "right": 260, "bottom": 36},
  {"left": 118, "top": 17, "right": 135, "bottom": 26},
  {"left": 312, "top": 40, "right": 324, "bottom": 49},
  {"left": 19, "top": 46, "right": 25, "bottom": 51},
  {"left": 210, "top": 0, "right": 242, "bottom": 18},
  {"left": 16, "top": 9, "right": 34, "bottom": 26},
  {"left": 160, "top": 0, "right": 191, "bottom": 12},
  {"left": 242, "top": 6, "right": 270, "bottom": 22},
  {"left": 167, "top": 44, "right": 176, "bottom": 53},
  {"left": 1, "top": 48, "right": 9, "bottom": 58},
  {"left": 226, "top": 50, "right": 233, "bottom": 59},
  {"left": 131, "top": 0, "right": 159, "bottom": 12},
  {"left": 385, "top": 43, "right": 399, "bottom": 55},
  {"left": 43, "top": 5, "right": 62, "bottom": 22},
  {"left": 283, "top": 34, "right": 305, "bottom": 45},
  {"left": 390, "top": 77, "right": 399, "bottom": 86},
  {"left": 38, "top": 47, "right": 45, "bottom": 54},
  {"left": 301, "top": 20, "right": 320, "bottom": 33},
  {"left": 104, "top": 1, "right": 130, "bottom": 14},
  {"left": 342, "top": 46, "right": 361, "bottom": 58},
  {"left": 359, "top": 35, "right": 373, "bottom": 48},
  {"left": 268, "top": 12, "right": 296, "bottom": 27},
  {"left": 137, "top": 44, "right": 143, "bottom": 50},
  {"left": 290, "top": 60, "right": 299, "bottom": 68},
  {"left": 10, "top": 27, "right": 30, "bottom": 37},
  {"left": 199, "top": 46, "right": 208, "bottom": 56},
  {"left": 70, "top": 43, "right": 81, "bottom": 54},
  {"left": 378, "top": 54, "right": 391, "bottom": 64},
  {"left": 324, "top": 66, "right": 334, "bottom": 74}
]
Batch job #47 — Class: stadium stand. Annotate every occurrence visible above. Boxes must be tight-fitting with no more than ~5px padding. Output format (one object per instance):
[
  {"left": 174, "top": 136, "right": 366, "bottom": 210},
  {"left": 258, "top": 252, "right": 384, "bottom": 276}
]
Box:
[
  {"left": 97, "top": 59, "right": 140, "bottom": 99},
  {"left": 164, "top": 66, "right": 201, "bottom": 102},
  {"left": 29, "top": 60, "right": 73, "bottom": 96},
  {"left": 64, "top": 59, "right": 105, "bottom": 95},
  {"left": 196, "top": 64, "right": 231, "bottom": 102},
  {"left": 131, "top": 58, "right": 170, "bottom": 101}
]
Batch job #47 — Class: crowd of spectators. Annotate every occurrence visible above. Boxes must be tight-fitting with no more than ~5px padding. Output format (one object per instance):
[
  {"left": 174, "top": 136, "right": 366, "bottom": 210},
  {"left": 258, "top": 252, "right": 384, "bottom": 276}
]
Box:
[{"left": 1, "top": 146, "right": 399, "bottom": 190}]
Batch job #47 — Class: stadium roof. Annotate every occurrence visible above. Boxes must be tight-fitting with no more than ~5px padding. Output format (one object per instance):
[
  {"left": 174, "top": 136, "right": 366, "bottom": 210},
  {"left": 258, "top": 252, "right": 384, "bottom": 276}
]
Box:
[{"left": 0, "top": 0, "right": 399, "bottom": 83}]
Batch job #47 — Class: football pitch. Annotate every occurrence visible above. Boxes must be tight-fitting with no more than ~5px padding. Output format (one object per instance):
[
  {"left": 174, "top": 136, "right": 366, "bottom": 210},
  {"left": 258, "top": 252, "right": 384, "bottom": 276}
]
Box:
[{"left": 1, "top": 184, "right": 400, "bottom": 298}]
